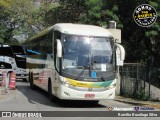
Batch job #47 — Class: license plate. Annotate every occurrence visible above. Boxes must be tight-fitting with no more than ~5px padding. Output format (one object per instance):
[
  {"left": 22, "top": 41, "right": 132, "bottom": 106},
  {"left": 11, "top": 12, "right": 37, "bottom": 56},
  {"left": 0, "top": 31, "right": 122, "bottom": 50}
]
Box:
[{"left": 85, "top": 94, "right": 95, "bottom": 98}]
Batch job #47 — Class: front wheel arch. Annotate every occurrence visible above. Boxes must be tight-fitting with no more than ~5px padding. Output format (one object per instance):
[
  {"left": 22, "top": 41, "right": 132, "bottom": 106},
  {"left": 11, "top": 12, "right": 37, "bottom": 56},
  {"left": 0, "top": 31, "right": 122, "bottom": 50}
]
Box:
[{"left": 48, "top": 78, "right": 59, "bottom": 102}]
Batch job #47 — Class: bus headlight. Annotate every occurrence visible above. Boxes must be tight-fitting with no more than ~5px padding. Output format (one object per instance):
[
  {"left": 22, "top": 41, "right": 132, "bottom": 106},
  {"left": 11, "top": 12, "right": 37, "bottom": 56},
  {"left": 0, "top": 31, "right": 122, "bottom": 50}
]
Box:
[
  {"left": 106, "top": 83, "right": 116, "bottom": 90},
  {"left": 63, "top": 82, "right": 70, "bottom": 87},
  {"left": 106, "top": 80, "right": 116, "bottom": 90},
  {"left": 60, "top": 78, "right": 70, "bottom": 87}
]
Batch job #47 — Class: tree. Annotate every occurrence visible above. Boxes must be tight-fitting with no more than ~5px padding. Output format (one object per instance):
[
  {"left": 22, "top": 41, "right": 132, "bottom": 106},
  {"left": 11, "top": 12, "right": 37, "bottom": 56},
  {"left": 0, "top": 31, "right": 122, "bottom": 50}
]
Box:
[
  {"left": 34, "top": 0, "right": 59, "bottom": 28},
  {"left": 117, "top": 0, "right": 160, "bottom": 66},
  {"left": 145, "top": 1, "right": 160, "bottom": 66},
  {"left": 1, "top": 0, "right": 159, "bottom": 68},
  {"left": 0, "top": 0, "right": 34, "bottom": 44},
  {"left": 44, "top": 0, "right": 122, "bottom": 28},
  {"left": 43, "top": 0, "right": 86, "bottom": 26},
  {"left": 0, "top": 0, "right": 11, "bottom": 8},
  {"left": 0, "top": 0, "right": 11, "bottom": 43},
  {"left": 79, "top": 0, "right": 122, "bottom": 28}
]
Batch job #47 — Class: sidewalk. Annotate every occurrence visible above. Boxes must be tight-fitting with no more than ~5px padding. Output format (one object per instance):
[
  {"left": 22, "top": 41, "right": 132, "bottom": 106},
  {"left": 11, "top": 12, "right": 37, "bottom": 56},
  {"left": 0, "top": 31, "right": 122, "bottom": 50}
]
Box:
[
  {"left": 115, "top": 96, "right": 160, "bottom": 109},
  {"left": 0, "top": 86, "right": 16, "bottom": 102}
]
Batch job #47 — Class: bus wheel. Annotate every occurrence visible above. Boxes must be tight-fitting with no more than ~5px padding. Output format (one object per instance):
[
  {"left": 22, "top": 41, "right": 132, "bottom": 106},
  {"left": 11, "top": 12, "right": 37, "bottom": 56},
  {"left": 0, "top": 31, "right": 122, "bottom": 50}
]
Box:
[
  {"left": 48, "top": 80, "right": 59, "bottom": 102},
  {"left": 90, "top": 100, "right": 99, "bottom": 104},
  {"left": 29, "top": 73, "right": 35, "bottom": 90},
  {"left": 48, "top": 80, "right": 54, "bottom": 101}
]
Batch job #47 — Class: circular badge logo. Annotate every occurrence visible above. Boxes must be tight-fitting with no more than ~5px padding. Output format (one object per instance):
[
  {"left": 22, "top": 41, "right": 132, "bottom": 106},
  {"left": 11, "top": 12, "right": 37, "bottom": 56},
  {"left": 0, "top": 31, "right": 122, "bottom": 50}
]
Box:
[{"left": 133, "top": 4, "right": 157, "bottom": 27}]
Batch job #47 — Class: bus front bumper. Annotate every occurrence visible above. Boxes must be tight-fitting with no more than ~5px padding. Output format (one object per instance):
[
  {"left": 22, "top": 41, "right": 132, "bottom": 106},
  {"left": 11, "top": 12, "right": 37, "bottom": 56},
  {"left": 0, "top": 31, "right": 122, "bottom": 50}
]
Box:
[{"left": 57, "top": 85, "right": 116, "bottom": 100}]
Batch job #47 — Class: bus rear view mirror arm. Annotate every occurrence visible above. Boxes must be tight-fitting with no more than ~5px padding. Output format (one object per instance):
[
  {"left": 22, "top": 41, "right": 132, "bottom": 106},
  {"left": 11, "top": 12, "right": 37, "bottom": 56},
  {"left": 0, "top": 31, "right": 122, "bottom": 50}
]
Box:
[{"left": 57, "top": 39, "right": 62, "bottom": 58}]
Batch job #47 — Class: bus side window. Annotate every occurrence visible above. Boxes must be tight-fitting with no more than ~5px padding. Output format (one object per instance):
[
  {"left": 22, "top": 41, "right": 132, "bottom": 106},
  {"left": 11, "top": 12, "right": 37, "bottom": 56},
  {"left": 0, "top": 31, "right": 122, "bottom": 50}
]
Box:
[{"left": 54, "top": 31, "right": 61, "bottom": 72}]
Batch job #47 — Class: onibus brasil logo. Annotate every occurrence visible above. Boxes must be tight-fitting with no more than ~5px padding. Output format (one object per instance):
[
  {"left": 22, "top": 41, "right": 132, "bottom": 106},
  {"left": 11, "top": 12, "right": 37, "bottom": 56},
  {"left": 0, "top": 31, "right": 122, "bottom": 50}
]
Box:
[{"left": 133, "top": 4, "right": 157, "bottom": 27}]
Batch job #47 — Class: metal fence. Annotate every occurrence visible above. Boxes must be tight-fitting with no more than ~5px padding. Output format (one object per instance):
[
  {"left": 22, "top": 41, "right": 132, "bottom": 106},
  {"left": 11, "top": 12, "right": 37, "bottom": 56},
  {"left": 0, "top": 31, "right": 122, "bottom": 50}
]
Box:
[{"left": 120, "top": 63, "right": 160, "bottom": 100}]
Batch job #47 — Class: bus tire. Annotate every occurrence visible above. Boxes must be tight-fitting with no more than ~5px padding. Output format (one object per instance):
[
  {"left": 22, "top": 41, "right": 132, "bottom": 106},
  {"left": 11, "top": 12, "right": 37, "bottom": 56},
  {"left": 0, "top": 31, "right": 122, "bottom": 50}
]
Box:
[
  {"left": 48, "top": 80, "right": 54, "bottom": 101},
  {"left": 29, "top": 73, "right": 35, "bottom": 90},
  {"left": 90, "top": 100, "right": 99, "bottom": 104},
  {"left": 48, "top": 80, "right": 59, "bottom": 102}
]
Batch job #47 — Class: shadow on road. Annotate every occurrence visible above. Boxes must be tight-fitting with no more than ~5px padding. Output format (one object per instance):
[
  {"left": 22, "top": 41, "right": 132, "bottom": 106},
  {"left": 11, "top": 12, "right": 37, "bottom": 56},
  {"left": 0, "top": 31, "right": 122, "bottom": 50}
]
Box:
[{"left": 16, "top": 81, "right": 105, "bottom": 108}]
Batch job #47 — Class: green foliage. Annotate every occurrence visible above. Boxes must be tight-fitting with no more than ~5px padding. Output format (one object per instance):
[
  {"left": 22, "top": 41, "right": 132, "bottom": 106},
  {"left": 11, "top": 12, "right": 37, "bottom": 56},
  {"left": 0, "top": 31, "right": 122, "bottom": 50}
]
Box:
[
  {"left": 134, "top": 90, "right": 150, "bottom": 101},
  {"left": 79, "top": 0, "right": 122, "bottom": 27},
  {"left": 0, "top": 0, "right": 160, "bottom": 67},
  {"left": 0, "top": 0, "right": 11, "bottom": 9},
  {"left": 115, "top": 0, "right": 160, "bottom": 66},
  {"left": 43, "top": 0, "right": 122, "bottom": 28},
  {"left": 152, "top": 98, "right": 160, "bottom": 102},
  {"left": 36, "top": 2, "right": 60, "bottom": 27},
  {"left": 0, "top": 24, "right": 7, "bottom": 43},
  {"left": 43, "top": 0, "right": 86, "bottom": 26},
  {"left": 0, "top": 0, "right": 35, "bottom": 44},
  {"left": 145, "top": 30, "right": 158, "bottom": 37}
]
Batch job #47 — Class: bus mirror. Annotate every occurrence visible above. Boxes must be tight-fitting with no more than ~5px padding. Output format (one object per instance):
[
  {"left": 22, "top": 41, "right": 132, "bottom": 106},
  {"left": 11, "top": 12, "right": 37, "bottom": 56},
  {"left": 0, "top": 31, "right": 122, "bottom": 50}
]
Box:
[
  {"left": 115, "top": 43, "right": 125, "bottom": 66},
  {"left": 115, "top": 43, "right": 125, "bottom": 60},
  {"left": 57, "top": 39, "right": 62, "bottom": 58}
]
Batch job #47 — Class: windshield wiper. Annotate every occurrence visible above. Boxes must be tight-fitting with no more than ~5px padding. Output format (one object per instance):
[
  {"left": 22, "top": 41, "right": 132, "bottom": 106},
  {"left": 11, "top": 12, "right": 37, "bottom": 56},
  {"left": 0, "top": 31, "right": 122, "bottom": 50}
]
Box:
[{"left": 74, "top": 66, "right": 86, "bottom": 80}]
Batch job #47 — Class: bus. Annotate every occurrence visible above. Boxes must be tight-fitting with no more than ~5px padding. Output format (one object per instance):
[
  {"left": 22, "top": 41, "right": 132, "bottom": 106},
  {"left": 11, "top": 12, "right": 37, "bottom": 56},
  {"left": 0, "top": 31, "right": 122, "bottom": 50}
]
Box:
[
  {"left": 26, "top": 23, "right": 125, "bottom": 101},
  {"left": 0, "top": 45, "right": 17, "bottom": 82},
  {"left": 0, "top": 44, "right": 26, "bottom": 81},
  {"left": 10, "top": 45, "right": 26, "bottom": 80}
]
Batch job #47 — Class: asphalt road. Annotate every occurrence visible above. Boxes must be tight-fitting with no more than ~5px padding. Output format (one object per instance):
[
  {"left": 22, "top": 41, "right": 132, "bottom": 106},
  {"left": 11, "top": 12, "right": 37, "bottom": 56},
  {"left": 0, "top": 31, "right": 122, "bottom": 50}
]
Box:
[{"left": 0, "top": 81, "right": 159, "bottom": 120}]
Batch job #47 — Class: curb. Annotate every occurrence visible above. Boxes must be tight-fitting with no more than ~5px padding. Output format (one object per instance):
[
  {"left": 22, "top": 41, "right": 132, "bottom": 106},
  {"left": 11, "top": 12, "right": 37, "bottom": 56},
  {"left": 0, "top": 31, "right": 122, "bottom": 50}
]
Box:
[
  {"left": 115, "top": 99, "right": 148, "bottom": 105},
  {"left": 115, "top": 97, "right": 160, "bottom": 109}
]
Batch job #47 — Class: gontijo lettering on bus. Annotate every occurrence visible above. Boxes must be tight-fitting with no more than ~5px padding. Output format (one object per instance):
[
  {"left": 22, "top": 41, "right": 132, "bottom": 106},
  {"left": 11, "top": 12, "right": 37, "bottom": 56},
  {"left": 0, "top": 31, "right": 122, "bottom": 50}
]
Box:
[{"left": 64, "top": 78, "right": 113, "bottom": 88}]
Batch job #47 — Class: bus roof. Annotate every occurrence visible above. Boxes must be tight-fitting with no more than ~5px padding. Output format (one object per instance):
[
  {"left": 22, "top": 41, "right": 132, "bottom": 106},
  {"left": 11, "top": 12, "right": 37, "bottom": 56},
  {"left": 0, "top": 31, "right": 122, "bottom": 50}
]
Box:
[
  {"left": 30, "top": 23, "right": 113, "bottom": 41},
  {"left": 53, "top": 23, "right": 113, "bottom": 37}
]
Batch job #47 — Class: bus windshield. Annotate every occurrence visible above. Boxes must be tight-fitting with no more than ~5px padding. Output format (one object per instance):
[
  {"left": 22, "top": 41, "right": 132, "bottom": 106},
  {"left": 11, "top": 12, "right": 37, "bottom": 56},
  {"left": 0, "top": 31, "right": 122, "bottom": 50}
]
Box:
[
  {"left": 62, "top": 34, "right": 115, "bottom": 80},
  {"left": 0, "top": 46, "right": 14, "bottom": 57},
  {"left": 11, "top": 45, "right": 26, "bottom": 69},
  {"left": 11, "top": 45, "right": 25, "bottom": 55}
]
